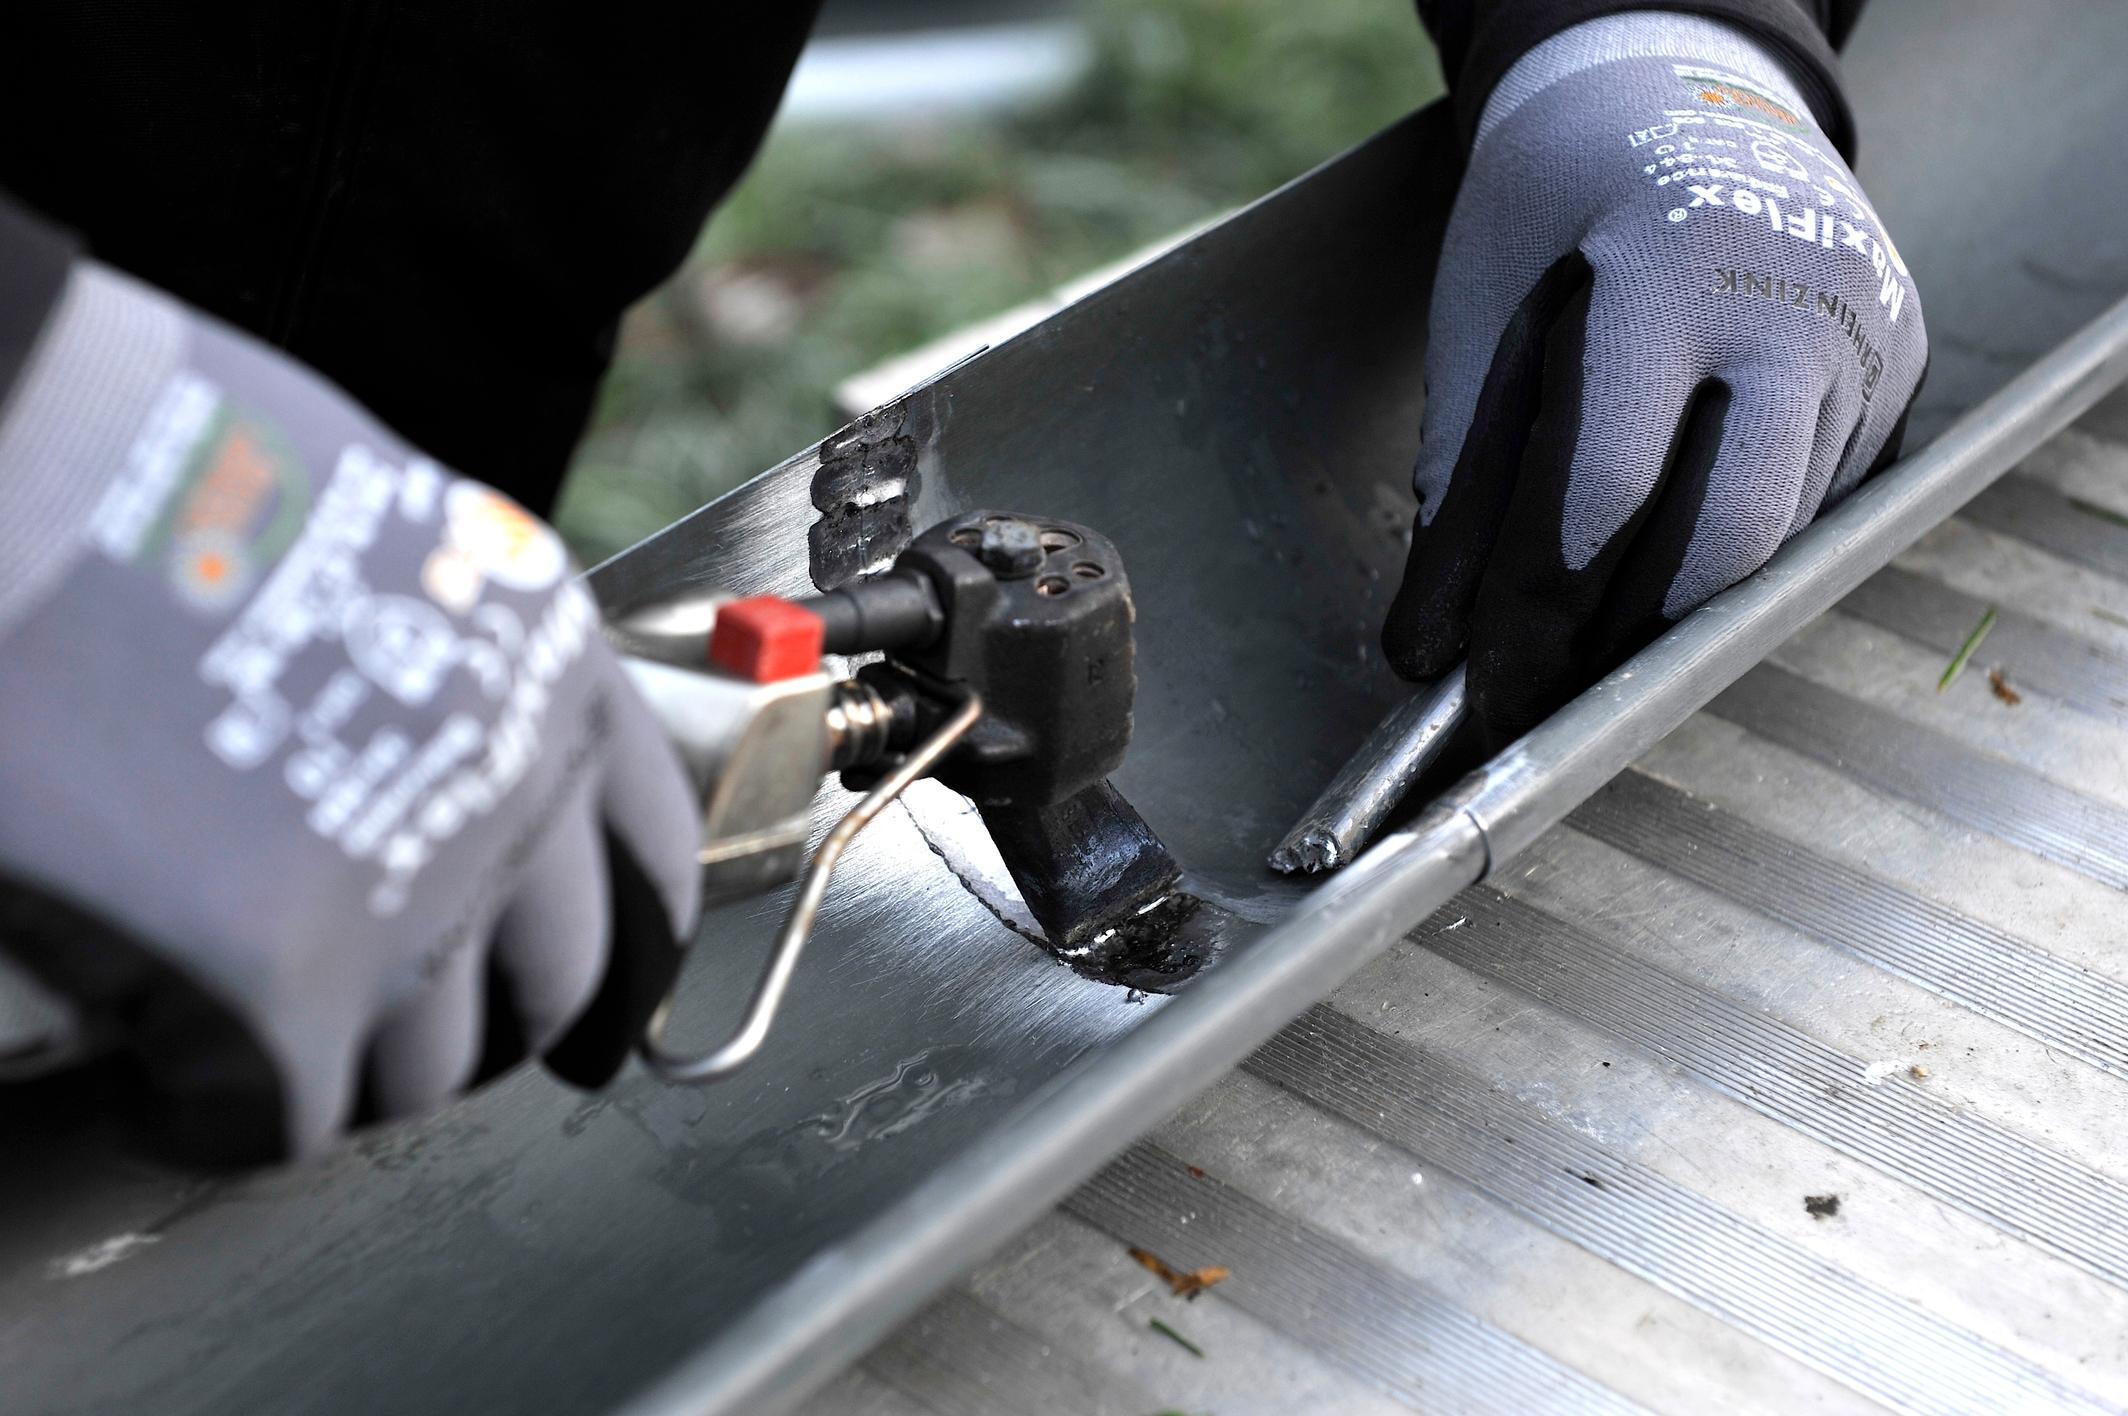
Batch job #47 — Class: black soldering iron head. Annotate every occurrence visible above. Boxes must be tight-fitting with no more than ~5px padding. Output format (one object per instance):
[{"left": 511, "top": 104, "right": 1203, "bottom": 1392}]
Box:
[
  {"left": 977, "top": 779, "right": 1211, "bottom": 992},
  {"left": 826, "top": 510, "right": 1212, "bottom": 989}
]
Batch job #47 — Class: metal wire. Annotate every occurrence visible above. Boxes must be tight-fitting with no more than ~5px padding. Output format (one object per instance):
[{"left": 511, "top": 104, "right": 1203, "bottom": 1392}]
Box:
[{"left": 640, "top": 691, "right": 983, "bottom": 1084}]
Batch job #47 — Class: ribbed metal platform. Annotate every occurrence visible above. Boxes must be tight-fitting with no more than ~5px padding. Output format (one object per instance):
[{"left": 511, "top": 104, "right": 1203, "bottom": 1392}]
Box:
[{"left": 815, "top": 401, "right": 2128, "bottom": 1414}]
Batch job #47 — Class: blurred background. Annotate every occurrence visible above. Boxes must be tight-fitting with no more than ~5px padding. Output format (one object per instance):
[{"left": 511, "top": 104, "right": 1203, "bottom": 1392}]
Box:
[{"left": 551, "top": 0, "right": 1443, "bottom": 564}]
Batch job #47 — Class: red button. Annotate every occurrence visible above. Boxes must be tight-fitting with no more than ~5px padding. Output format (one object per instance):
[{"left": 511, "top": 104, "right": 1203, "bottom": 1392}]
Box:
[{"left": 709, "top": 596, "right": 825, "bottom": 682}]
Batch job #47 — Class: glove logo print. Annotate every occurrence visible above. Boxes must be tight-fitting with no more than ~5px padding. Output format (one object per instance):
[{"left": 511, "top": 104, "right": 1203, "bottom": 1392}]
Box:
[
  {"left": 1632, "top": 109, "right": 1912, "bottom": 325},
  {"left": 85, "top": 372, "right": 314, "bottom": 613},
  {"left": 415, "top": 482, "right": 568, "bottom": 616},
  {"left": 341, "top": 594, "right": 464, "bottom": 706},
  {"left": 442, "top": 482, "right": 567, "bottom": 593},
  {"left": 1709, "top": 268, "right": 1888, "bottom": 399},
  {"left": 1671, "top": 64, "right": 1807, "bottom": 128},
  {"left": 359, "top": 582, "right": 597, "bottom": 916},
  {"left": 91, "top": 386, "right": 597, "bottom": 917},
  {"left": 194, "top": 442, "right": 594, "bottom": 916}
]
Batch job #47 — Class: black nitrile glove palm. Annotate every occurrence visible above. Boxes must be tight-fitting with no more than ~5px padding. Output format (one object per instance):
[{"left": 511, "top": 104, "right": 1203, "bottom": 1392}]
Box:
[
  {"left": 0, "top": 263, "right": 701, "bottom": 1162},
  {"left": 1383, "top": 11, "right": 1926, "bottom": 743}
]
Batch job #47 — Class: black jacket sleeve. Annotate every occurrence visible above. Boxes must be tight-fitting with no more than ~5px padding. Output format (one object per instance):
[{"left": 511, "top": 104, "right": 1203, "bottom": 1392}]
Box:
[
  {"left": 1415, "top": 0, "right": 1868, "bottom": 157},
  {"left": 0, "top": 194, "right": 75, "bottom": 415}
]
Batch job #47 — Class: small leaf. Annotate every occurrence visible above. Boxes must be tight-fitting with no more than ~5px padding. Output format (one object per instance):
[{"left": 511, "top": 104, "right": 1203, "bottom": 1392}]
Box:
[
  {"left": 1937, "top": 606, "right": 1997, "bottom": 692},
  {"left": 1147, "top": 1318, "right": 1205, "bottom": 1358},
  {"left": 2067, "top": 496, "right": 2128, "bottom": 531}
]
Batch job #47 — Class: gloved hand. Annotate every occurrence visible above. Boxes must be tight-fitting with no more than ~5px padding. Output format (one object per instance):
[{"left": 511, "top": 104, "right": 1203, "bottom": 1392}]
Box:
[
  {"left": 0, "top": 262, "right": 702, "bottom": 1162},
  {"left": 1383, "top": 11, "right": 1926, "bottom": 742}
]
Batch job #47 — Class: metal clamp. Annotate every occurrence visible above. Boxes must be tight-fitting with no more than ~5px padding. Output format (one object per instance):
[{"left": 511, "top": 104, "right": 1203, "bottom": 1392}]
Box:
[{"left": 640, "top": 691, "right": 984, "bottom": 1084}]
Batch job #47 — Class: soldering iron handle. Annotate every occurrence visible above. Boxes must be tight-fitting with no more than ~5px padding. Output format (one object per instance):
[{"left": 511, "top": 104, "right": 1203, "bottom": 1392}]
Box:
[{"left": 796, "top": 570, "right": 943, "bottom": 656}]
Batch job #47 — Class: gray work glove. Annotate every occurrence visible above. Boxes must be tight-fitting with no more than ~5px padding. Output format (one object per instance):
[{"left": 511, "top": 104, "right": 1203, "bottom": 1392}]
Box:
[
  {"left": 1383, "top": 11, "right": 1926, "bottom": 742},
  {"left": 0, "top": 263, "right": 701, "bottom": 1162}
]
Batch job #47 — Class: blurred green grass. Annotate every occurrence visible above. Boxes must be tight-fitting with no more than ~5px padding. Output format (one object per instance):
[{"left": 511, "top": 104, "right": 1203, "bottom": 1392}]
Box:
[{"left": 553, "top": 0, "right": 1442, "bottom": 563}]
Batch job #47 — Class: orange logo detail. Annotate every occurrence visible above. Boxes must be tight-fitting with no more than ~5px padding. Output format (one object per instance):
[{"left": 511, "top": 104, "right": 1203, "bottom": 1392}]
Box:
[
  {"left": 191, "top": 549, "right": 232, "bottom": 586},
  {"left": 445, "top": 482, "right": 567, "bottom": 593},
  {"left": 180, "top": 425, "right": 277, "bottom": 542}
]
